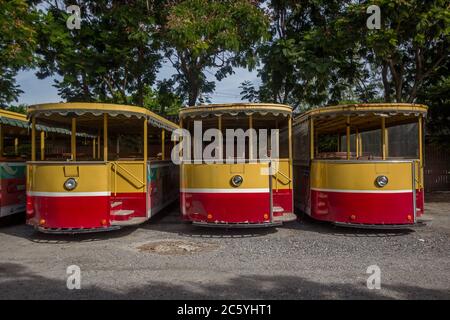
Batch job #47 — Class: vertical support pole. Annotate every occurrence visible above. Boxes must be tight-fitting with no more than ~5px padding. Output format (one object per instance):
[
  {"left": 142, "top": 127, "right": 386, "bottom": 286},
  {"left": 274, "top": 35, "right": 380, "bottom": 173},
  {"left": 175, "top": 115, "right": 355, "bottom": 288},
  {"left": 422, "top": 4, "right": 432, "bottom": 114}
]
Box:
[
  {"left": 249, "top": 115, "right": 253, "bottom": 161},
  {"left": 0, "top": 124, "right": 3, "bottom": 157},
  {"left": 40, "top": 131, "right": 45, "bottom": 161},
  {"left": 144, "top": 119, "right": 148, "bottom": 161},
  {"left": 310, "top": 118, "right": 314, "bottom": 160},
  {"left": 92, "top": 138, "right": 96, "bottom": 160},
  {"left": 179, "top": 118, "right": 183, "bottom": 161},
  {"left": 288, "top": 116, "right": 292, "bottom": 163},
  {"left": 355, "top": 128, "right": 359, "bottom": 158},
  {"left": 218, "top": 115, "right": 223, "bottom": 160},
  {"left": 161, "top": 128, "right": 165, "bottom": 160},
  {"left": 143, "top": 118, "right": 148, "bottom": 189},
  {"left": 103, "top": 114, "right": 108, "bottom": 161},
  {"left": 381, "top": 117, "right": 386, "bottom": 160},
  {"left": 346, "top": 116, "right": 350, "bottom": 160},
  {"left": 287, "top": 115, "right": 293, "bottom": 191},
  {"left": 31, "top": 117, "right": 36, "bottom": 161},
  {"left": 359, "top": 133, "right": 363, "bottom": 157},
  {"left": 71, "top": 118, "right": 76, "bottom": 161},
  {"left": 14, "top": 137, "right": 19, "bottom": 155},
  {"left": 97, "top": 130, "right": 101, "bottom": 160},
  {"left": 337, "top": 133, "right": 341, "bottom": 152},
  {"left": 418, "top": 115, "right": 423, "bottom": 167}
]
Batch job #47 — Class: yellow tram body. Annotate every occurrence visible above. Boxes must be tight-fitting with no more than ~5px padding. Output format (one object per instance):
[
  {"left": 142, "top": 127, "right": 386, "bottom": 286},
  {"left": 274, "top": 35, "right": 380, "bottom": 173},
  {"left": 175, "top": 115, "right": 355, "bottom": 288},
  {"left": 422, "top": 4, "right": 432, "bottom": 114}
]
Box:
[
  {"left": 26, "top": 103, "right": 178, "bottom": 233},
  {"left": 179, "top": 103, "right": 296, "bottom": 227},
  {"left": 0, "top": 109, "right": 29, "bottom": 217},
  {"left": 293, "top": 103, "right": 427, "bottom": 227}
]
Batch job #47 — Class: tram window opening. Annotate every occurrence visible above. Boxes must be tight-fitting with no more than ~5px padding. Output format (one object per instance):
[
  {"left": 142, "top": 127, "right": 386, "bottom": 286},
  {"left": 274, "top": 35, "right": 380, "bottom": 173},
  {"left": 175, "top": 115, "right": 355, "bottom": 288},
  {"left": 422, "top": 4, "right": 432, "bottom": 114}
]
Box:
[
  {"left": 1, "top": 127, "right": 30, "bottom": 160},
  {"left": 316, "top": 134, "right": 339, "bottom": 159},
  {"left": 73, "top": 116, "right": 102, "bottom": 161},
  {"left": 360, "top": 129, "right": 382, "bottom": 159},
  {"left": 293, "top": 121, "right": 310, "bottom": 162},
  {"left": 387, "top": 122, "right": 419, "bottom": 159},
  {"left": 147, "top": 125, "right": 168, "bottom": 160},
  {"left": 107, "top": 116, "right": 144, "bottom": 161},
  {"left": 182, "top": 114, "right": 290, "bottom": 162}
]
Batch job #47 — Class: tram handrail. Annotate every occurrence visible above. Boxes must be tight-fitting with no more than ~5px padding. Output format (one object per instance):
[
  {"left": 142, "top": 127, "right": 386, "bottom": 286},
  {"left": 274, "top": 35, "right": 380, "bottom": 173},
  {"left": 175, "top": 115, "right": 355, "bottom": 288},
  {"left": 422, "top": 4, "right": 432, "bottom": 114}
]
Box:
[
  {"left": 111, "top": 161, "right": 145, "bottom": 195},
  {"left": 272, "top": 168, "right": 291, "bottom": 185}
]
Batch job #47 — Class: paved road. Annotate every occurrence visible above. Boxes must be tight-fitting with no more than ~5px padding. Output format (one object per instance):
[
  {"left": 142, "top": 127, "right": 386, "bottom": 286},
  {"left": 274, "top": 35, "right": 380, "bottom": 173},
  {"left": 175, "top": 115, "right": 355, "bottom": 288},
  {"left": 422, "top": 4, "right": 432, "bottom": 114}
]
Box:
[{"left": 0, "top": 195, "right": 449, "bottom": 299}]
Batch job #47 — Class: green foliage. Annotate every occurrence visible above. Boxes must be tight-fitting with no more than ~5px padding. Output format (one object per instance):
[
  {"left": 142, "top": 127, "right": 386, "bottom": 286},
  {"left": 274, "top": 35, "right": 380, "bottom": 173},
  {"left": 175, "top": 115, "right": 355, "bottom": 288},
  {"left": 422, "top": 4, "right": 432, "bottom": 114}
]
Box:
[
  {"left": 36, "top": 0, "right": 161, "bottom": 106},
  {"left": 0, "top": 104, "right": 28, "bottom": 114},
  {"left": 242, "top": 0, "right": 449, "bottom": 114},
  {"left": 0, "top": 0, "right": 39, "bottom": 106},
  {"left": 162, "top": 0, "right": 269, "bottom": 105}
]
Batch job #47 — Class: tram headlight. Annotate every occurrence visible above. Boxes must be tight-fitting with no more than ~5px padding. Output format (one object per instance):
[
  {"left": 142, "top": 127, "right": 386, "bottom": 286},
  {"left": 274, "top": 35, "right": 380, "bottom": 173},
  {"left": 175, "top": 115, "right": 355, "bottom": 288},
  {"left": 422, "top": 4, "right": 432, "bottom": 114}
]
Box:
[
  {"left": 230, "top": 175, "right": 243, "bottom": 187},
  {"left": 64, "top": 178, "right": 78, "bottom": 191},
  {"left": 375, "top": 175, "right": 388, "bottom": 188}
]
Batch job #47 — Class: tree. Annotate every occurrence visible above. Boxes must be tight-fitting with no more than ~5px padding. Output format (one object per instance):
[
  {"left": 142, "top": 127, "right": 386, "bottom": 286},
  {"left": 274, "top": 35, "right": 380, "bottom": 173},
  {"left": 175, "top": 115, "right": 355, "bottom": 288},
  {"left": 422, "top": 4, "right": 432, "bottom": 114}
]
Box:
[
  {"left": 242, "top": 0, "right": 449, "bottom": 111},
  {"left": 0, "top": 0, "right": 39, "bottom": 107},
  {"left": 342, "top": 0, "right": 450, "bottom": 103},
  {"left": 240, "top": 0, "right": 366, "bottom": 111},
  {"left": 161, "top": 0, "right": 269, "bottom": 106},
  {"left": 36, "top": 0, "right": 161, "bottom": 107}
]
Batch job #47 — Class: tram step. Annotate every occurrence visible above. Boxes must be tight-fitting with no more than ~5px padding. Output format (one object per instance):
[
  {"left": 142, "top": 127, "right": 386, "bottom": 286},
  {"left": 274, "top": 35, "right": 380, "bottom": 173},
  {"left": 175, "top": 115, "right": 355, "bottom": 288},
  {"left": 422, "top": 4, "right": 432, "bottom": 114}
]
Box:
[
  {"left": 273, "top": 206, "right": 284, "bottom": 213},
  {"left": 272, "top": 212, "right": 297, "bottom": 222},
  {"left": 111, "top": 209, "right": 135, "bottom": 216},
  {"left": 111, "top": 217, "right": 147, "bottom": 226},
  {"left": 110, "top": 201, "right": 123, "bottom": 209}
]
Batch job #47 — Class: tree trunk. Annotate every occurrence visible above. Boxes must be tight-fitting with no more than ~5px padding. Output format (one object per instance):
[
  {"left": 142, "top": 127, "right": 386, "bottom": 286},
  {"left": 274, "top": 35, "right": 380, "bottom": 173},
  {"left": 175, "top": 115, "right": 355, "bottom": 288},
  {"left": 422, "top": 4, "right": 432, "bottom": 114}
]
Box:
[
  {"left": 381, "top": 62, "right": 391, "bottom": 102},
  {"left": 188, "top": 85, "right": 199, "bottom": 106}
]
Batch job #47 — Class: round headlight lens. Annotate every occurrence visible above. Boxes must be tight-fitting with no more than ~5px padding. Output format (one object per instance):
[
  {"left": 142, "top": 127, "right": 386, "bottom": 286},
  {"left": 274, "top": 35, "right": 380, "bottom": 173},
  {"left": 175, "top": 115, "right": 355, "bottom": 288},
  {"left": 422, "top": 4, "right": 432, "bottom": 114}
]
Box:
[
  {"left": 64, "top": 178, "right": 77, "bottom": 191},
  {"left": 231, "top": 175, "right": 243, "bottom": 187},
  {"left": 375, "top": 175, "right": 388, "bottom": 187}
]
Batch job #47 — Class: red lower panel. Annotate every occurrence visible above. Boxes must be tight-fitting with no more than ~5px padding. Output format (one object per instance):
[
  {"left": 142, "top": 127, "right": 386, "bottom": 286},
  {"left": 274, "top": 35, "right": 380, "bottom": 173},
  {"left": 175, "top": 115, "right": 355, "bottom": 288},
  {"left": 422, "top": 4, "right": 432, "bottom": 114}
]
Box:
[
  {"left": 181, "top": 192, "right": 270, "bottom": 223},
  {"left": 1, "top": 178, "right": 26, "bottom": 206},
  {"left": 27, "top": 195, "right": 110, "bottom": 229},
  {"left": 111, "top": 192, "right": 146, "bottom": 218},
  {"left": 416, "top": 189, "right": 424, "bottom": 217},
  {"left": 272, "top": 189, "right": 293, "bottom": 216},
  {"left": 311, "top": 190, "right": 415, "bottom": 225}
]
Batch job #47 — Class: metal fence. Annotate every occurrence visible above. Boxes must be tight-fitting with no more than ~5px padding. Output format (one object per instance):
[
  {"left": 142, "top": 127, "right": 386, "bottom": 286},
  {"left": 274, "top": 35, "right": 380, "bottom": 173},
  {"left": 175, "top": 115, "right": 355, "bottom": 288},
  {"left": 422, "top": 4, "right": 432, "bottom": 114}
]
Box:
[{"left": 424, "top": 143, "right": 450, "bottom": 192}]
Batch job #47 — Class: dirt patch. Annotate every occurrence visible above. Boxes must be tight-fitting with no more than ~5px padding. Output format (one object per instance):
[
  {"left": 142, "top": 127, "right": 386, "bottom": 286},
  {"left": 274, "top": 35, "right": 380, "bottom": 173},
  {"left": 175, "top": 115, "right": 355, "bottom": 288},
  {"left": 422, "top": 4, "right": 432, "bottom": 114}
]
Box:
[{"left": 136, "top": 240, "right": 218, "bottom": 255}]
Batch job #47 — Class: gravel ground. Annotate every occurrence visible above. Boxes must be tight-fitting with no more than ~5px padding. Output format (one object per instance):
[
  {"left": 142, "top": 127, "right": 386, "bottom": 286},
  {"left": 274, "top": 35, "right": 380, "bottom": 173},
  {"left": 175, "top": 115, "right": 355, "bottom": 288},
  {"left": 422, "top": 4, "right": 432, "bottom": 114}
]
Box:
[{"left": 0, "top": 193, "right": 449, "bottom": 300}]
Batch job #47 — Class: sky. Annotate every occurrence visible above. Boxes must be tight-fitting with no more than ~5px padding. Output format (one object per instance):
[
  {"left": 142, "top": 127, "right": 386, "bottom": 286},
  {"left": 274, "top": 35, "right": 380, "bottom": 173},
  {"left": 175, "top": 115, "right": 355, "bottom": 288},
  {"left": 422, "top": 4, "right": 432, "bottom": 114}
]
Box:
[{"left": 16, "top": 63, "right": 261, "bottom": 106}]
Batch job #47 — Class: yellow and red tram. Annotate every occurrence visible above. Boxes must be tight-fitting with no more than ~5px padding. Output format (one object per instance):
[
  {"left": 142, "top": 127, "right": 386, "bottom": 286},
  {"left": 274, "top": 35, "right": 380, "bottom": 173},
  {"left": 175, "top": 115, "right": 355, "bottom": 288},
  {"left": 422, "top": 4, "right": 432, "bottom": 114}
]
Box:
[
  {"left": 26, "top": 103, "right": 179, "bottom": 233},
  {"left": 0, "top": 109, "right": 29, "bottom": 218},
  {"left": 293, "top": 103, "right": 427, "bottom": 227},
  {"left": 179, "top": 103, "right": 296, "bottom": 227}
]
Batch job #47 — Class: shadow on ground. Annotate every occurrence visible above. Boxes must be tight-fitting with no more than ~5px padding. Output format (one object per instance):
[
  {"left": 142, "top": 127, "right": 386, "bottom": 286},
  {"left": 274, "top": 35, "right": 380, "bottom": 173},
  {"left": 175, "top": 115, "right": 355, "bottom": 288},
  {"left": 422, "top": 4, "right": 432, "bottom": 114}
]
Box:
[
  {"left": 0, "top": 262, "right": 448, "bottom": 300},
  {"left": 280, "top": 214, "right": 415, "bottom": 238}
]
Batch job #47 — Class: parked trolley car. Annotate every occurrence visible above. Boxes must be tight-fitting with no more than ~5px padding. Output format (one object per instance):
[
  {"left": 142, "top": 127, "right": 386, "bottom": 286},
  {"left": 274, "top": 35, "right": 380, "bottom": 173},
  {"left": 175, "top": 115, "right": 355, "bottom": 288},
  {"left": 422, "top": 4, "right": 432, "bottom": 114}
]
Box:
[
  {"left": 179, "top": 103, "right": 296, "bottom": 227},
  {"left": 293, "top": 103, "right": 427, "bottom": 228},
  {"left": 0, "top": 109, "right": 30, "bottom": 218},
  {"left": 26, "top": 103, "right": 179, "bottom": 233}
]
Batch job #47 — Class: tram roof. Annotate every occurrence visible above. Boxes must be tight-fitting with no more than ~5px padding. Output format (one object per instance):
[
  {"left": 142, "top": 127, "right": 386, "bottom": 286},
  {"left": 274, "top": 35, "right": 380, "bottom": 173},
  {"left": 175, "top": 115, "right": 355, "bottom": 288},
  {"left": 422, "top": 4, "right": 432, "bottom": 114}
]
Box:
[
  {"left": 179, "top": 103, "right": 292, "bottom": 118},
  {"left": 294, "top": 103, "right": 428, "bottom": 134},
  {"left": 0, "top": 109, "right": 28, "bottom": 128},
  {"left": 27, "top": 103, "right": 178, "bottom": 131}
]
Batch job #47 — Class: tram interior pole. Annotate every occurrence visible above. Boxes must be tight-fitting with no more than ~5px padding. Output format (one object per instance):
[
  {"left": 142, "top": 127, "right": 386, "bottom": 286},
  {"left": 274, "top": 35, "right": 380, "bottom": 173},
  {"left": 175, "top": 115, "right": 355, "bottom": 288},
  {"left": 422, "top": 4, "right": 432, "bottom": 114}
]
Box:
[
  {"left": 310, "top": 118, "right": 314, "bottom": 160},
  {"left": 71, "top": 118, "right": 76, "bottom": 161},
  {"left": 103, "top": 114, "right": 108, "bottom": 162},
  {"left": 381, "top": 117, "right": 386, "bottom": 160},
  {"left": 346, "top": 116, "right": 350, "bottom": 160},
  {"left": 31, "top": 117, "right": 36, "bottom": 161},
  {"left": 40, "top": 131, "right": 45, "bottom": 160}
]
